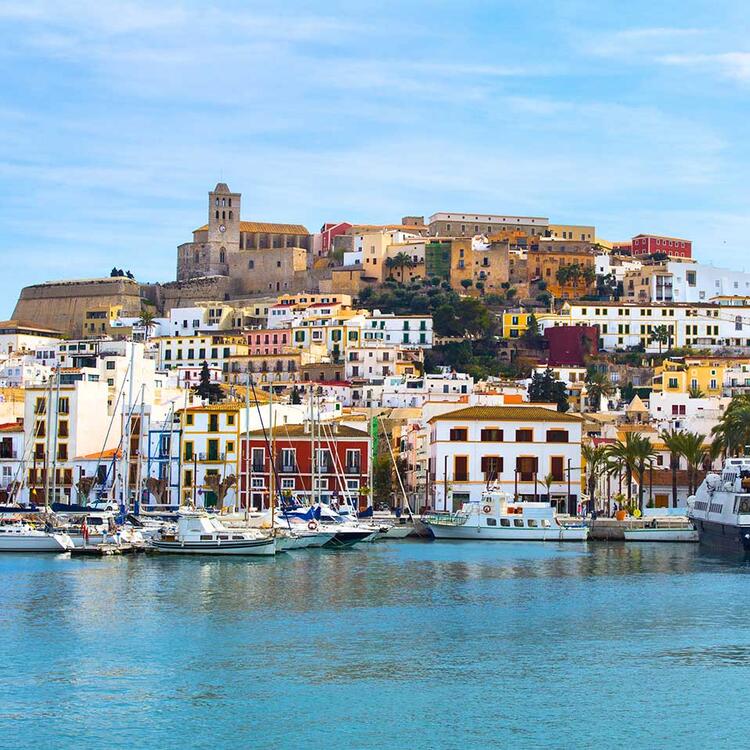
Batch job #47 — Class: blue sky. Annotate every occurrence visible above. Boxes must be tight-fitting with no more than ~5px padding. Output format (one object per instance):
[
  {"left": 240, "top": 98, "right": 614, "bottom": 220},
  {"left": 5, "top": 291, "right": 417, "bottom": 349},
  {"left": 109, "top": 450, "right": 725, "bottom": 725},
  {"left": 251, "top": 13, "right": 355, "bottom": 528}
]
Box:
[{"left": 1, "top": 0, "right": 749, "bottom": 316}]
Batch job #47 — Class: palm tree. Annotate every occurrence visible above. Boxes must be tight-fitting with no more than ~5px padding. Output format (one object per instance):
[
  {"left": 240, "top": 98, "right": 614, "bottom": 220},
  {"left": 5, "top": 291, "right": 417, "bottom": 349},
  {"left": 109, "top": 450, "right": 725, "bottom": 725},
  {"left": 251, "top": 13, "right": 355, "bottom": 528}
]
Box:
[
  {"left": 659, "top": 428, "right": 687, "bottom": 508},
  {"left": 606, "top": 433, "right": 656, "bottom": 511},
  {"left": 541, "top": 473, "right": 555, "bottom": 502},
  {"left": 581, "top": 443, "right": 608, "bottom": 510},
  {"left": 649, "top": 325, "right": 672, "bottom": 355},
  {"left": 584, "top": 370, "right": 614, "bottom": 412},
  {"left": 712, "top": 394, "right": 750, "bottom": 457},
  {"left": 688, "top": 385, "right": 705, "bottom": 399},
  {"left": 137, "top": 307, "right": 157, "bottom": 340},
  {"left": 680, "top": 431, "right": 706, "bottom": 495}
]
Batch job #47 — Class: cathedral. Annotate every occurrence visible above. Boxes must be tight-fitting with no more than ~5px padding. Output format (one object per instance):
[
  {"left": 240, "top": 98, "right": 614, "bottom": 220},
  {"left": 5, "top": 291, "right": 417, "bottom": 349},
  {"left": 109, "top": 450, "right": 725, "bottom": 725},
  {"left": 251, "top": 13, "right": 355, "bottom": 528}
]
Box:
[{"left": 176, "top": 183, "right": 313, "bottom": 295}]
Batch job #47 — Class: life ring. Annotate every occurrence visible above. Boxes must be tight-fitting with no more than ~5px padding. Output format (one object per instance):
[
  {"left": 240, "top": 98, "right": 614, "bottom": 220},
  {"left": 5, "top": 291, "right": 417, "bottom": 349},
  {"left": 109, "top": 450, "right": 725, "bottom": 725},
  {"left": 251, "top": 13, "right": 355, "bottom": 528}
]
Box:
[
  {"left": 482, "top": 504, "right": 492, "bottom": 515},
  {"left": 307, "top": 520, "right": 318, "bottom": 531}
]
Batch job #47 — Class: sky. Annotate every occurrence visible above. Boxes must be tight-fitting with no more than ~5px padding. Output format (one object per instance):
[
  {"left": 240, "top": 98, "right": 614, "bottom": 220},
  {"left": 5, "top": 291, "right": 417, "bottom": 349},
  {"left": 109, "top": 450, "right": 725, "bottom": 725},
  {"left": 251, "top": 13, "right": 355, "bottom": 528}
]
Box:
[{"left": 1, "top": 0, "right": 749, "bottom": 316}]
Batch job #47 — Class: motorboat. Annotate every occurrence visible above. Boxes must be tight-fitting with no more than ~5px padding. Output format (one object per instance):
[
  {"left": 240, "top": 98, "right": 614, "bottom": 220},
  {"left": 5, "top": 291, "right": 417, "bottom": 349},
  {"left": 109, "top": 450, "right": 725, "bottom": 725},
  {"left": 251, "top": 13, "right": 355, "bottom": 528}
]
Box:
[
  {"left": 688, "top": 458, "right": 750, "bottom": 555},
  {"left": 313, "top": 504, "right": 380, "bottom": 548},
  {"left": 0, "top": 519, "right": 74, "bottom": 552},
  {"left": 422, "top": 486, "right": 588, "bottom": 541},
  {"left": 623, "top": 517, "right": 698, "bottom": 542},
  {"left": 57, "top": 512, "right": 145, "bottom": 548},
  {"left": 151, "top": 512, "right": 276, "bottom": 556}
]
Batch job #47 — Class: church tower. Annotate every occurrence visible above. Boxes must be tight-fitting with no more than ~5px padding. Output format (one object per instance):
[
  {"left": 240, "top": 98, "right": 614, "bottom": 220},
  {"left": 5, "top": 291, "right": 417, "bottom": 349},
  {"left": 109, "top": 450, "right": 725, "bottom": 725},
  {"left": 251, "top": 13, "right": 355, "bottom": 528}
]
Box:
[{"left": 204, "top": 182, "right": 241, "bottom": 275}]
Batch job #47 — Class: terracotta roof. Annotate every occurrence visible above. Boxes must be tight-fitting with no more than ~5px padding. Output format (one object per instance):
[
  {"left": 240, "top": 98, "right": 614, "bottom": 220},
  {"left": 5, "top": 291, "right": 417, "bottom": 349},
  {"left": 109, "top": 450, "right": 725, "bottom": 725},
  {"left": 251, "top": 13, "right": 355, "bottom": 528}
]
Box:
[
  {"left": 75, "top": 448, "right": 122, "bottom": 460},
  {"left": 247, "top": 424, "right": 368, "bottom": 438},
  {"left": 0, "top": 422, "right": 23, "bottom": 432},
  {"left": 194, "top": 221, "right": 309, "bottom": 235},
  {"left": 428, "top": 406, "right": 583, "bottom": 423}
]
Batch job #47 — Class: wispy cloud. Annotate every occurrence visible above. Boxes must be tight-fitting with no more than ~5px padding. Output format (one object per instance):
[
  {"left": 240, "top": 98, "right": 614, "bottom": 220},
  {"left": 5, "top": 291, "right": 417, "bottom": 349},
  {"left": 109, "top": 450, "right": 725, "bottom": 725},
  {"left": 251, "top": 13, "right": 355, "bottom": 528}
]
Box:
[{"left": 658, "top": 52, "right": 750, "bottom": 82}]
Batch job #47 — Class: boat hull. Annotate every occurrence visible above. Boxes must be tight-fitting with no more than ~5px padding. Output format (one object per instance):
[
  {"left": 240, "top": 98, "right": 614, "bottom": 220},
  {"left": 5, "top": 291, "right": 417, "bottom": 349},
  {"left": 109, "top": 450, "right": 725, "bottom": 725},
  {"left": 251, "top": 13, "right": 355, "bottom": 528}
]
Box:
[
  {"left": 426, "top": 523, "right": 588, "bottom": 542},
  {"left": 693, "top": 518, "right": 750, "bottom": 556},
  {"left": 0, "top": 533, "right": 73, "bottom": 552},
  {"left": 624, "top": 528, "right": 698, "bottom": 542},
  {"left": 151, "top": 538, "right": 276, "bottom": 556},
  {"left": 322, "top": 530, "right": 375, "bottom": 548},
  {"left": 377, "top": 524, "right": 414, "bottom": 540}
]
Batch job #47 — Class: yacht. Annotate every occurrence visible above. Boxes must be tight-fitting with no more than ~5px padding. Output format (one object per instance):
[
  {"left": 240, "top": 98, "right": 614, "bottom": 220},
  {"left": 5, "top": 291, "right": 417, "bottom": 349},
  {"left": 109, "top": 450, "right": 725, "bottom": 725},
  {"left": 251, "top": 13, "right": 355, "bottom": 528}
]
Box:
[
  {"left": 57, "top": 512, "right": 145, "bottom": 548},
  {"left": 422, "top": 487, "right": 588, "bottom": 541},
  {"left": 0, "top": 519, "right": 74, "bottom": 552},
  {"left": 314, "top": 505, "right": 381, "bottom": 548},
  {"left": 688, "top": 458, "right": 750, "bottom": 555},
  {"left": 151, "top": 513, "right": 276, "bottom": 556}
]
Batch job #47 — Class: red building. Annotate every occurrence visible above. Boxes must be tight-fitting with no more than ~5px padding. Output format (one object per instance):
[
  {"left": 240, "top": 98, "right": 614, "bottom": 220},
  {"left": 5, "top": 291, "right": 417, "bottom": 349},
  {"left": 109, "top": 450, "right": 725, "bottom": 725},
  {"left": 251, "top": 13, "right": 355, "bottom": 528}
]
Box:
[
  {"left": 631, "top": 234, "right": 691, "bottom": 259},
  {"left": 239, "top": 423, "right": 371, "bottom": 510},
  {"left": 320, "top": 222, "right": 352, "bottom": 255},
  {"left": 245, "top": 328, "right": 292, "bottom": 355},
  {"left": 545, "top": 325, "right": 599, "bottom": 367}
]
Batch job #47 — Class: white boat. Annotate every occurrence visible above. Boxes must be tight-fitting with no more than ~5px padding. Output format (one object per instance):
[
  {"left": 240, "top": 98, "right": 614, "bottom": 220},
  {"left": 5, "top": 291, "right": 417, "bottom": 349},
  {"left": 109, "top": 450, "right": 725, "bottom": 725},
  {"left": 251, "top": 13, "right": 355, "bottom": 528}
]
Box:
[
  {"left": 422, "top": 487, "right": 588, "bottom": 541},
  {"left": 58, "top": 512, "right": 146, "bottom": 548},
  {"left": 151, "top": 513, "right": 276, "bottom": 556},
  {"left": 688, "top": 458, "right": 750, "bottom": 555},
  {"left": 623, "top": 517, "right": 698, "bottom": 542},
  {"left": 0, "top": 520, "right": 74, "bottom": 552},
  {"left": 376, "top": 523, "right": 414, "bottom": 540}
]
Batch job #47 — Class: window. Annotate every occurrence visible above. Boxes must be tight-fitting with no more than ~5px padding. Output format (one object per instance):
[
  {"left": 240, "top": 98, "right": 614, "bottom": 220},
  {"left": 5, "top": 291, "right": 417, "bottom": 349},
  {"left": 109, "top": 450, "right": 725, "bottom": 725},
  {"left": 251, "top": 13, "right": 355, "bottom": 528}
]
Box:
[
  {"left": 550, "top": 456, "right": 565, "bottom": 482},
  {"left": 57, "top": 444, "right": 68, "bottom": 460},
  {"left": 208, "top": 414, "right": 219, "bottom": 432},
  {"left": 34, "top": 397, "right": 46, "bottom": 415},
  {"left": 516, "top": 456, "right": 538, "bottom": 481},
  {"left": 527, "top": 519, "right": 538, "bottom": 527},
  {"left": 513, "top": 518, "right": 524, "bottom": 527},
  {"left": 668, "top": 378, "right": 678, "bottom": 389},
  {"left": 546, "top": 429, "right": 569, "bottom": 443},
  {"left": 486, "top": 518, "right": 497, "bottom": 526},
  {"left": 184, "top": 469, "right": 193, "bottom": 487},
  {"left": 184, "top": 441, "right": 194, "bottom": 460},
  {"left": 251, "top": 448, "right": 264, "bottom": 471},
  {"left": 186, "top": 413, "right": 194, "bottom": 426},
  {"left": 453, "top": 456, "right": 468, "bottom": 482},
  {"left": 58, "top": 397, "right": 69, "bottom": 414},
  {"left": 481, "top": 456, "right": 503, "bottom": 480},
  {"left": 58, "top": 420, "right": 69, "bottom": 438},
  {"left": 500, "top": 518, "right": 510, "bottom": 527},
  {"left": 227, "top": 414, "right": 235, "bottom": 426},
  {"left": 449, "top": 428, "right": 468, "bottom": 441},
  {"left": 226, "top": 441, "right": 235, "bottom": 454},
  {"left": 480, "top": 428, "right": 503, "bottom": 442},
  {"left": 516, "top": 429, "right": 533, "bottom": 442}
]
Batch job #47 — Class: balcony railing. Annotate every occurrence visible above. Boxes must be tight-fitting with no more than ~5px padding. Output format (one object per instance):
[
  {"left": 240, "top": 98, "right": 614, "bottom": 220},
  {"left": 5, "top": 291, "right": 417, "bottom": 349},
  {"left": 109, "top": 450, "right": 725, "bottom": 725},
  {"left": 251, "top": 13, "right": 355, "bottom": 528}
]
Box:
[
  {"left": 0, "top": 450, "right": 17, "bottom": 459},
  {"left": 345, "top": 463, "right": 361, "bottom": 474},
  {"left": 251, "top": 463, "right": 265, "bottom": 473},
  {"left": 198, "top": 452, "right": 226, "bottom": 462},
  {"left": 277, "top": 463, "right": 298, "bottom": 474}
]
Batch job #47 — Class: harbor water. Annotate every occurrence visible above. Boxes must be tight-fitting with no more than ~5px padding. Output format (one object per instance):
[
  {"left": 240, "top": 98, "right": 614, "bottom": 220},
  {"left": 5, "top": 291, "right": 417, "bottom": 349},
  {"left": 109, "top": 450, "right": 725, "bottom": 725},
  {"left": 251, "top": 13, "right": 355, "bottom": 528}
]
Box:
[{"left": 2, "top": 541, "right": 749, "bottom": 749}]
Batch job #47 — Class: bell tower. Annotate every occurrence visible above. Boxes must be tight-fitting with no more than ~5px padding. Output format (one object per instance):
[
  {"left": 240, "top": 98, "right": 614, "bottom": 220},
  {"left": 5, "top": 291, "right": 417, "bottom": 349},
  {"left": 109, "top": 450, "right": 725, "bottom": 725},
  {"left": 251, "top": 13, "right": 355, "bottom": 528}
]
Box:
[{"left": 208, "top": 182, "right": 241, "bottom": 246}]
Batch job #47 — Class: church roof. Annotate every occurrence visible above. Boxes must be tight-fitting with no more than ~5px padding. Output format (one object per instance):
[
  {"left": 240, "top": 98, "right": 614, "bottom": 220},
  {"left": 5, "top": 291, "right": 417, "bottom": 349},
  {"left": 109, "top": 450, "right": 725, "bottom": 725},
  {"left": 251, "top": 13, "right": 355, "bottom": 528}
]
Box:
[
  {"left": 214, "top": 182, "right": 230, "bottom": 192},
  {"left": 194, "top": 221, "right": 310, "bottom": 235}
]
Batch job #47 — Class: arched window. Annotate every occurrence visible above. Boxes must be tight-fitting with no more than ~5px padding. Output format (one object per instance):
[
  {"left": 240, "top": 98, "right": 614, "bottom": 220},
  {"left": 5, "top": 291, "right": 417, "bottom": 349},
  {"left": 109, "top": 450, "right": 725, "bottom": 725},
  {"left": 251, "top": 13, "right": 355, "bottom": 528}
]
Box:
[
  {"left": 215, "top": 210, "right": 219, "bottom": 219},
  {"left": 194, "top": 251, "right": 199, "bottom": 264},
  {"left": 221, "top": 198, "right": 225, "bottom": 207},
  {"left": 220, "top": 248, "right": 226, "bottom": 264},
  {"left": 215, "top": 198, "right": 218, "bottom": 206},
  {"left": 228, "top": 198, "right": 232, "bottom": 207},
  {"left": 228, "top": 211, "right": 233, "bottom": 220},
  {"left": 222, "top": 210, "right": 225, "bottom": 220}
]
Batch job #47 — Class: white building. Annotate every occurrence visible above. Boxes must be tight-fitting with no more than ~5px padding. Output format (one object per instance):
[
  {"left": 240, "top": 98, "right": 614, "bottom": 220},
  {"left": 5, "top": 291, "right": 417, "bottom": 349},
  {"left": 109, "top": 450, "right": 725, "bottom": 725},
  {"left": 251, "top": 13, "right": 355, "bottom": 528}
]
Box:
[
  {"left": 648, "top": 390, "right": 729, "bottom": 435},
  {"left": 428, "top": 404, "right": 583, "bottom": 511},
  {"left": 0, "top": 320, "right": 61, "bottom": 356},
  {"left": 540, "top": 301, "right": 750, "bottom": 352},
  {"left": 362, "top": 312, "right": 433, "bottom": 348}
]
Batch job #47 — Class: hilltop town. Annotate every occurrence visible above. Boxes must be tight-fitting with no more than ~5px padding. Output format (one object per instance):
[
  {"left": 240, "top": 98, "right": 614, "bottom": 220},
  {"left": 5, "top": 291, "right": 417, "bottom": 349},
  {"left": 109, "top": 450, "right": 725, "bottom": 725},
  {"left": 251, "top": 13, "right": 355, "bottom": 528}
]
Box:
[{"left": 2, "top": 182, "right": 747, "bottom": 514}]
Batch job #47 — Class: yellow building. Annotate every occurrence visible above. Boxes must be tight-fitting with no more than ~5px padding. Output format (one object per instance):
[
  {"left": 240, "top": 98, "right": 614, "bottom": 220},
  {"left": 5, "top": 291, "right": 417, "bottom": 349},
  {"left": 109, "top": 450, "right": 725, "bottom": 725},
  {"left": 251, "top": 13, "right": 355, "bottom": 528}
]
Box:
[
  {"left": 501, "top": 312, "right": 533, "bottom": 339},
  {"left": 545, "top": 224, "right": 596, "bottom": 242},
  {"left": 652, "top": 357, "right": 728, "bottom": 395},
  {"left": 81, "top": 304, "right": 130, "bottom": 338},
  {"left": 528, "top": 240, "right": 597, "bottom": 299}
]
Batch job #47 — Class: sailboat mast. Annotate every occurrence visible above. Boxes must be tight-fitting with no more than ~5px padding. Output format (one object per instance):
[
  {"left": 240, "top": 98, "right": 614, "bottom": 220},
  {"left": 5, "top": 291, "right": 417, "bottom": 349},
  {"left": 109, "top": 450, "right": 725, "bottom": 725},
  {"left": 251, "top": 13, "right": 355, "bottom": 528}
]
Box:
[
  {"left": 244, "top": 367, "right": 250, "bottom": 520},
  {"left": 309, "top": 385, "right": 316, "bottom": 507},
  {"left": 43, "top": 372, "right": 53, "bottom": 510},
  {"left": 269, "top": 385, "right": 275, "bottom": 528},
  {"left": 50, "top": 364, "right": 61, "bottom": 506}
]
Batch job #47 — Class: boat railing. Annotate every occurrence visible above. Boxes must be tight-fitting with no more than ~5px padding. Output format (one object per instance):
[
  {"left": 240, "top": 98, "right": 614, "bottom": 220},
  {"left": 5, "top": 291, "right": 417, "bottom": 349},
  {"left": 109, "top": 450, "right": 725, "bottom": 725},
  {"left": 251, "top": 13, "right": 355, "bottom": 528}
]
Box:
[{"left": 423, "top": 511, "right": 469, "bottom": 527}]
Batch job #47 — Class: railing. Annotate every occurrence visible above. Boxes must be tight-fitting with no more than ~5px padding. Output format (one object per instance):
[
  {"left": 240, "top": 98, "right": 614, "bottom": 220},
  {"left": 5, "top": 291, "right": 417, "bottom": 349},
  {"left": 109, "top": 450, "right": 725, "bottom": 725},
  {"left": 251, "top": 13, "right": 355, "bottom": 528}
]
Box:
[
  {"left": 0, "top": 450, "right": 17, "bottom": 459},
  {"left": 198, "top": 452, "right": 226, "bottom": 462},
  {"left": 277, "top": 463, "right": 298, "bottom": 474},
  {"left": 423, "top": 511, "right": 469, "bottom": 527},
  {"left": 345, "top": 464, "right": 361, "bottom": 474},
  {"left": 251, "top": 463, "right": 265, "bottom": 473}
]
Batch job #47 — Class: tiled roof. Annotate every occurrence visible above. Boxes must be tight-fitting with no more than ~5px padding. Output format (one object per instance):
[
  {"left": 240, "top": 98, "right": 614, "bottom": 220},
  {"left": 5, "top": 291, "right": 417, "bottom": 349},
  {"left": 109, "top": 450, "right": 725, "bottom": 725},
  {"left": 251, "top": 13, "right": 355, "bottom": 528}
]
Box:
[
  {"left": 75, "top": 447, "right": 122, "bottom": 460},
  {"left": 0, "top": 422, "right": 23, "bottom": 432},
  {"left": 194, "top": 221, "right": 309, "bottom": 234},
  {"left": 247, "top": 424, "right": 368, "bottom": 438},
  {"left": 429, "top": 406, "right": 583, "bottom": 423}
]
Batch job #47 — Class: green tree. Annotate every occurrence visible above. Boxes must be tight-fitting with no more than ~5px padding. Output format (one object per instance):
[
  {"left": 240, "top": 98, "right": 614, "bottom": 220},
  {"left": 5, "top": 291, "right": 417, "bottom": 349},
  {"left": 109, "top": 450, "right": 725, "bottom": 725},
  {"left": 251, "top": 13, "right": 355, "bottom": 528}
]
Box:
[
  {"left": 659, "top": 428, "right": 687, "bottom": 507},
  {"left": 680, "top": 431, "right": 707, "bottom": 495},
  {"left": 712, "top": 394, "right": 750, "bottom": 457},
  {"left": 460, "top": 279, "right": 473, "bottom": 290},
  {"left": 290, "top": 385, "right": 302, "bottom": 405},
  {"left": 194, "top": 361, "right": 225, "bottom": 404},
  {"left": 584, "top": 370, "right": 614, "bottom": 412},
  {"left": 606, "top": 433, "right": 656, "bottom": 510},
  {"left": 527, "top": 368, "right": 569, "bottom": 412},
  {"left": 581, "top": 443, "right": 608, "bottom": 509},
  {"left": 137, "top": 307, "right": 157, "bottom": 340},
  {"left": 649, "top": 325, "right": 672, "bottom": 354}
]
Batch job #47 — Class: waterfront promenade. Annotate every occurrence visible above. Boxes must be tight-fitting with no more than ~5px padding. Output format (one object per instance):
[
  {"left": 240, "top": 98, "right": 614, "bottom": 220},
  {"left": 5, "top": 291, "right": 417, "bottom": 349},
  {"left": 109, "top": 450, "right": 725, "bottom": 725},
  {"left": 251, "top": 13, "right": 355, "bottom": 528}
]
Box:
[{"left": 1, "top": 541, "right": 747, "bottom": 749}]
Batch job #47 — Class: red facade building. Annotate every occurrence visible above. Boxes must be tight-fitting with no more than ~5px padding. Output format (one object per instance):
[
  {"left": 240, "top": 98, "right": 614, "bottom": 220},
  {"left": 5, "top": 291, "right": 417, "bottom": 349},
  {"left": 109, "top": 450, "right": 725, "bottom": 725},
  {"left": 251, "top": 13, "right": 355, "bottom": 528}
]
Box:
[
  {"left": 545, "top": 325, "right": 599, "bottom": 367},
  {"left": 320, "top": 222, "right": 352, "bottom": 255},
  {"left": 239, "top": 424, "right": 371, "bottom": 510},
  {"left": 631, "top": 234, "right": 691, "bottom": 259}
]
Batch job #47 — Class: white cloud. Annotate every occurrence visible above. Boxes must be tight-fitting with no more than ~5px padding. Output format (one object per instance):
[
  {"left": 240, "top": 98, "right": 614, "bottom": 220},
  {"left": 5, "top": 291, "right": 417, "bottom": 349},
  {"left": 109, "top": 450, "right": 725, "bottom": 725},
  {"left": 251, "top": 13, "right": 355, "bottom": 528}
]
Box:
[{"left": 658, "top": 52, "right": 750, "bottom": 82}]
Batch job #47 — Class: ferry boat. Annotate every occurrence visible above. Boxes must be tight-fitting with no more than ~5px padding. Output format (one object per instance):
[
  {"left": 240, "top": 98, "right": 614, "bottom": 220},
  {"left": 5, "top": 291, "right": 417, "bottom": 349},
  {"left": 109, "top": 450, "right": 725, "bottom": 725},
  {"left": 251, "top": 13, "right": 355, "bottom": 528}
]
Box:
[
  {"left": 0, "top": 519, "right": 74, "bottom": 552},
  {"left": 151, "top": 513, "right": 276, "bottom": 556},
  {"left": 422, "top": 487, "right": 588, "bottom": 542},
  {"left": 687, "top": 458, "right": 750, "bottom": 555}
]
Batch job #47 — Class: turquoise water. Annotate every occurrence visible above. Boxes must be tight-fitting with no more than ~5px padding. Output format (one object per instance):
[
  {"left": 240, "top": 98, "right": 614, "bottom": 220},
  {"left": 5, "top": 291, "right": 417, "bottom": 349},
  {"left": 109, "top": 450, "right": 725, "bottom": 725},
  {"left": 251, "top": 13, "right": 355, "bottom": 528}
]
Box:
[{"left": 2, "top": 541, "right": 749, "bottom": 749}]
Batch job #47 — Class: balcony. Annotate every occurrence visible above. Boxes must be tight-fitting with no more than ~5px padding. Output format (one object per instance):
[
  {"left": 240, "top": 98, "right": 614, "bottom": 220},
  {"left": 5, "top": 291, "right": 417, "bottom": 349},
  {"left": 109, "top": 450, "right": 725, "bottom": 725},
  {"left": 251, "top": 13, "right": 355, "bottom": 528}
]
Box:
[
  {"left": 251, "top": 463, "right": 265, "bottom": 473},
  {"left": 198, "top": 452, "right": 226, "bottom": 462},
  {"left": 0, "top": 449, "right": 17, "bottom": 459},
  {"left": 345, "top": 463, "right": 361, "bottom": 475},
  {"left": 277, "top": 462, "right": 298, "bottom": 474}
]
